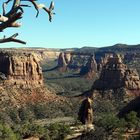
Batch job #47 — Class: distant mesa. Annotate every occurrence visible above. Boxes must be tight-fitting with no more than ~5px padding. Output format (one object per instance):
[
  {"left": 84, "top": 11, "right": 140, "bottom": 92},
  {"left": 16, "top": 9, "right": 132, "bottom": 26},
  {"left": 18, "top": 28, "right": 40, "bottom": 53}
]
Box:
[
  {"left": 92, "top": 54, "right": 140, "bottom": 91},
  {"left": 0, "top": 50, "right": 69, "bottom": 111},
  {"left": 0, "top": 51, "right": 43, "bottom": 86}
]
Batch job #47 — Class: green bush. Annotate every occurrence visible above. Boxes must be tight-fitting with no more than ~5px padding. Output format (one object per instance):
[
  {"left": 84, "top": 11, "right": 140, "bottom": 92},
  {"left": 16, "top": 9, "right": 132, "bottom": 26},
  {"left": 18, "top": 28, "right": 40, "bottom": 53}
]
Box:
[
  {"left": 46, "top": 123, "right": 71, "bottom": 140},
  {"left": 0, "top": 122, "right": 19, "bottom": 140},
  {"left": 96, "top": 114, "right": 120, "bottom": 132},
  {"left": 125, "top": 111, "right": 140, "bottom": 130}
]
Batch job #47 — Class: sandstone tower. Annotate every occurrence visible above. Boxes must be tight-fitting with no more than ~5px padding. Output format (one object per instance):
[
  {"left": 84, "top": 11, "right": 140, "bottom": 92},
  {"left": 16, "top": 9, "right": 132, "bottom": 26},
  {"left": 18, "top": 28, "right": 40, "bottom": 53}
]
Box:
[{"left": 93, "top": 55, "right": 140, "bottom": 90}]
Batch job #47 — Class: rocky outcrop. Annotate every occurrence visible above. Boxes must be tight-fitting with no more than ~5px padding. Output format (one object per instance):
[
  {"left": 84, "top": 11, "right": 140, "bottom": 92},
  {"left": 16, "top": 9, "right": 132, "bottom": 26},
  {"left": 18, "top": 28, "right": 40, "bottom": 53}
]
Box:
[
  {"left": 93, "top": 55, "right": 140, "bottom": 90},
  {"left": 78, "top": 97, "right": 93, "bottom": 125},
  {"left": 80, "top": 55, "right": 97, "bottom": 79},
  {"left": 57, "top": 52, "right": 68, "bottom": 71},
  {"left": 0, "top": 48, "right": 60, "bottom": 62},
  {"left": 32, "top": 51, "right": 60, "bottom": 62},
  {"left": 57, "top": 52, "right": 72, "bottom": 72},
  {"left": 97, "top": 53, "right": 114, "bottom": 71},
  {"left": 0, "top": 51, "right": 43, "bottom": 86}
]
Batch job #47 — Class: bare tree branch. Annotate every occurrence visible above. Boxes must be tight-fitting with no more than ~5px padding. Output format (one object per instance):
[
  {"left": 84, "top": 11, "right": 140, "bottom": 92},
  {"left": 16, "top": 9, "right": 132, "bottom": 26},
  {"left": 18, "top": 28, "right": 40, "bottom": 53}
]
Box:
[
  {"left": 0, "top": 15, "right": 9, "bottom": 22},
  {"left": 0, "top": 0, "right": 55, "bottom": 44},
  {"left": 0, "top": 12, "right": 22, "bottom": 32},
  {"left": 2, "top": 0, "right": 12, "bottom": 16},
  {"left": 37, "top": 1, "right": 55, "bottom": 22},
  {"left": 0, "top": 33, "right": 26, "bottom": 44}
]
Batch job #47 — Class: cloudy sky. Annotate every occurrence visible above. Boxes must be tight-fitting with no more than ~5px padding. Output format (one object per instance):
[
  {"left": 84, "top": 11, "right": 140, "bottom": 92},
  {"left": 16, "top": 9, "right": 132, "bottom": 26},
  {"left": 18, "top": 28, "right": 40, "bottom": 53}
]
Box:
[{"left": 0, "top": 0, "right": 140, "bottom": 48}]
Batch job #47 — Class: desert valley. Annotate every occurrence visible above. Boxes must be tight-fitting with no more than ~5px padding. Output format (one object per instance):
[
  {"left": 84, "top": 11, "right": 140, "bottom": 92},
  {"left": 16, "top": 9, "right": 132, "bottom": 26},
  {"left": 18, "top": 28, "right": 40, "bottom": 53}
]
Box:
[
  {"left": 0, "top": 44, "right": 139, "bottom": 139},
  {"left": 0, "top": 0, "right": 140, "bottom": 139}
]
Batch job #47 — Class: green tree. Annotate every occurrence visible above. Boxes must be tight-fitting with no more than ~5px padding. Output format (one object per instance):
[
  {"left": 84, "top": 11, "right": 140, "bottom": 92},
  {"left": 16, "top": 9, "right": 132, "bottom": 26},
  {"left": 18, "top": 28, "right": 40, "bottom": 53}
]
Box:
[{"left": 125, "top": 111, "right": 140, "bottom": 130}]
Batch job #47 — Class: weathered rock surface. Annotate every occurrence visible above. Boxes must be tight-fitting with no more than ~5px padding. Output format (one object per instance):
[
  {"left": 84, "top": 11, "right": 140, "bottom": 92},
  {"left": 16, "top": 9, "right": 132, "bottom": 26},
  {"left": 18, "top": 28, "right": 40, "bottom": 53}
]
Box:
[
  {"left": 0, "top": 48, "right": 60, "bottom": 62},
  {"left": 93, "top": 55, "right": 140, "bottom": 90},
  {"left": 78, "top": 97, "right": 93, "bottom": 125},
  {"left": 57, "top": 52, "right": 68, "bottom": 71},
  {"left": 57, "top": 52, "right": 72, "bottom": 71},
  {"left": 97, "top": 53, "right": 114, "bottom": 71},
  {"left": 80, "top": 55, "right": 97, "bottom": 79},
  {"left": 0, "top": 51, "right": 43, "bottom": 86}
]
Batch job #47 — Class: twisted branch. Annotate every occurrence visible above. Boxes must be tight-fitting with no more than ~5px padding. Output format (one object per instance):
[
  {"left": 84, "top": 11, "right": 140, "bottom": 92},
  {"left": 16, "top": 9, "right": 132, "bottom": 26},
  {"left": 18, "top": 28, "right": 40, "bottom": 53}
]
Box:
[
  {"left": 0, "top": 0, "right": 55, "bottom": 44},
  {"left": 0, "top": 33, "right": 26, "bottom": 44}
]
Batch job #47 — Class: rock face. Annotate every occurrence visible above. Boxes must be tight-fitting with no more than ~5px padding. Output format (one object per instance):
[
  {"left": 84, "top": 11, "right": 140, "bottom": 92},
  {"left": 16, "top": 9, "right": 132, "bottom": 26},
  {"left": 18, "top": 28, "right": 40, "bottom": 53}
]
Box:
[
  {"left": 57, "top": 52, "right": 72, "bottom": 72},
  {"left": 97, "top": 53, "right": 113, "bottom": 72},
  {"left": 0, "top": 52, "right": 43, "bottom": 86},
  {"left": 78, "top": 97, "right": 93, "bottom": 125},
  {"left": 57, "top": 52, "right": 67, "bottom": 71},
  {"left": 93, "top": 55, "right": 140, "bottom": 90},
  {"left": 80, "top": 55, "right": 97, "bottom": 79}
]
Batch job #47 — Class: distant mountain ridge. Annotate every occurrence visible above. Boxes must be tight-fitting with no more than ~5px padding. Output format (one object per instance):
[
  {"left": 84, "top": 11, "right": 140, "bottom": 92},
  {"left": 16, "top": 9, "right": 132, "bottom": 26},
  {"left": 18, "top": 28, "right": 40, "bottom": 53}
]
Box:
[{"left": 72, "top": 44, "right": 140, "bottom": 54}]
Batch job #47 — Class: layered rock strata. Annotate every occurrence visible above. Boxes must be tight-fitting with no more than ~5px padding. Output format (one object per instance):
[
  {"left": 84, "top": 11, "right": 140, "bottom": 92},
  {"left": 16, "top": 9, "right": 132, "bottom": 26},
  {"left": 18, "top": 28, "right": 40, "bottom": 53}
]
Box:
[
  {"left": 93, "top": 55, "right": 140, "bottom": 90},
  {"left": 0, "top": 51, "right": 43, "bottom": 86},
  {"left": 80, "top": 55, "right": 97, "bottom": 79},
  {"left": 57, "top": 52, "right": 72, "bottom": 71}
]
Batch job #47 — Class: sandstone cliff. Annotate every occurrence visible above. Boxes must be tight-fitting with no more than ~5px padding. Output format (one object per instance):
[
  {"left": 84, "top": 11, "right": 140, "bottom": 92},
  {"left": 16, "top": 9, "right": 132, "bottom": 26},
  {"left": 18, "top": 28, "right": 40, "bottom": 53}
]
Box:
[
  {"left": 97, "top": 53, "right": 114, "bottom": 71},
  {"left": 57, "top": 52, "right": 72, "bottom": 72},
  {"left": 93, "top": 55, "right": 140, "bottom": 90},
  {"left": 80, "top": 55, "right": 97, "bottom": 79},
  {"left": 0, "top": 51, "right": 43, "bottom": 86},
  {"left": 57, "top": 52, "right": 68, "bottom": 71}
]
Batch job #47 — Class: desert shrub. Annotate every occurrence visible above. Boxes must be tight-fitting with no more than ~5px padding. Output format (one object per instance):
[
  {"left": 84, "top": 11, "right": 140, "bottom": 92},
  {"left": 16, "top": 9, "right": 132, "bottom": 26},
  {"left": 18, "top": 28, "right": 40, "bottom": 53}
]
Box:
[
  {"left": 125, "top": 111, "right": 140, "bottom": 130},
  {"left": 46, "top": 123, "right": 71, "bottom": 140},
  {"left": 13, "top": 121, "right": 71, "bottom": 140},
  {"left": 96, "top": 114, "right": 121, "bottom": 132},
  {"left": 8, "top": 109, "right": 20, "bottom": 123},
  {"left": 18, "top": 107, "right": 34, "bottom": 122},
  {"left": 129, "top": 135, "right": 140, "bottom": 140},
  {"left": 75, "top": 128, "right": 107, "bottom": 140},
  {"left": 12, "top": 121, "right": 50, "bottom": 139},
  {"left": 93, "top": 100, "right": 115, "bottom": 115},
  {"left": 0, "top": 122, "right": 19, "bottom": 140},
  {"left": 31, "top": 104, "right": 48, "bottom": 119}
]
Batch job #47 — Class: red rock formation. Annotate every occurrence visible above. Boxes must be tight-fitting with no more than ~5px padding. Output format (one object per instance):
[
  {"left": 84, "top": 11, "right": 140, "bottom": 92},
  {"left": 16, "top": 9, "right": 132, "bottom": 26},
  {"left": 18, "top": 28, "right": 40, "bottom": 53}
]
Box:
[
  {"left": 78, "top": 97, "right": 93, "bottom": 125},
  {"left": 97, "top": 53, "right": 113, "bottom": 71},
  {"left": 80, "top": 55, "right": 97, "bottom": 79},
  {"left": 93, "top": 55, "right": 140, "bottom": 90},
  {"left": 57, "top": 52, "right": 67, "bottom": 71},
  {"left": 64, "top": 53, "right": 71, "bottom": 64},
  {"left": 0, "top": 52, "right": 43, "bottom": 86},
  {"left": 57, "top": 52, "right": 72, "bottom": 72}
]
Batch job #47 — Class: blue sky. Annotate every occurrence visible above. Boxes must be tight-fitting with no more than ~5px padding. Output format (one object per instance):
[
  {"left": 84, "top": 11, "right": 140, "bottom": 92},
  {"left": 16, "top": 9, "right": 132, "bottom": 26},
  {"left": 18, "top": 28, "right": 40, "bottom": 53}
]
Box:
[{"left": 0, "top": 0, "right": 140, "bottom": 48}]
